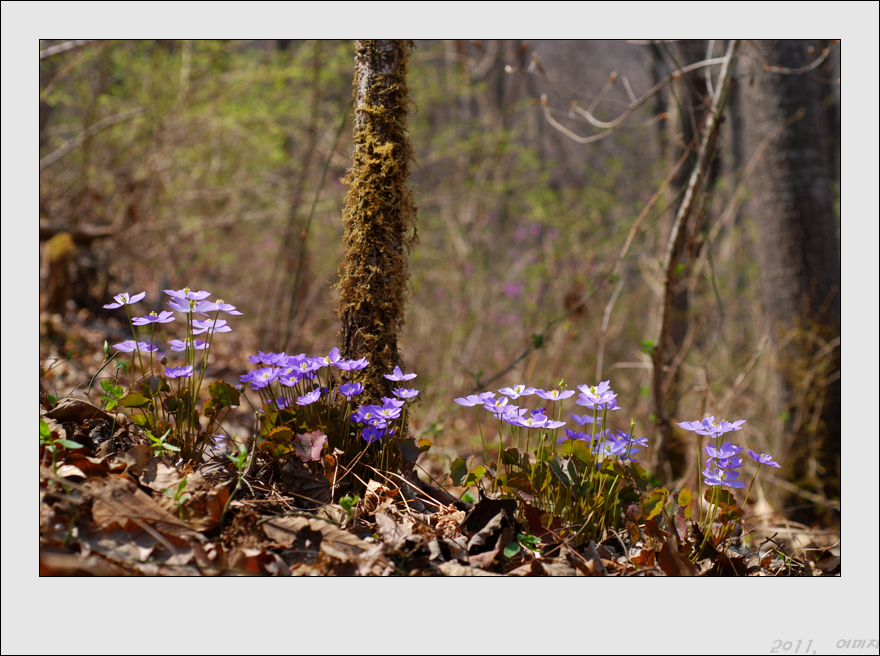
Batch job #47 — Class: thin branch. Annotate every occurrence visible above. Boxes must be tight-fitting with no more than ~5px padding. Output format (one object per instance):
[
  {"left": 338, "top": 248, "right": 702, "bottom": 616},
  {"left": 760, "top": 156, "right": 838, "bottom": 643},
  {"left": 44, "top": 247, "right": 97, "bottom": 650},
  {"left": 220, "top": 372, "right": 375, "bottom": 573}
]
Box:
[
  {"left": 596, "top": 275, "right": 624, "bottom": 381},
  {"left": 541, "top": 56, "right": 726, "bottom": 142},
  {"left": 651, "top": 40, "right": 740, "bottom": 439},
  {"left": 39, "top": 39, "right": 94, "bottom": 60},
  {"left": 750, "top": 40, "right": 838, "bottom": 75},
  {"left": 39, "top": 107, "right": 144, "bottom": 170}
]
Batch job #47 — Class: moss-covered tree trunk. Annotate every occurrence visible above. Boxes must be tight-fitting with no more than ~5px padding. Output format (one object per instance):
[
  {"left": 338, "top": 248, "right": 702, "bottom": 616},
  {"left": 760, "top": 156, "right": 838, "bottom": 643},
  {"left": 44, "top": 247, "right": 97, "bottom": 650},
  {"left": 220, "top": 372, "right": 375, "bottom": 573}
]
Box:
[{"left": 337, "top": 40, "right": 418, "bottom": 406}]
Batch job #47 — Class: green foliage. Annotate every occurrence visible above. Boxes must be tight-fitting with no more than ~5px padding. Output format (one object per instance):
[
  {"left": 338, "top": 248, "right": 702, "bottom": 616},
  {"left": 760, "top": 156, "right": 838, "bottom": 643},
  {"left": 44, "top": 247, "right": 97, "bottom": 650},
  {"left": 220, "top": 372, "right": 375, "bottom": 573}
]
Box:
[
  {"left": 40, "top": 418, "right": 84, "bottom": 473},
  {"left": 147, "top": 428, "right": 180, "bottom": 456}
]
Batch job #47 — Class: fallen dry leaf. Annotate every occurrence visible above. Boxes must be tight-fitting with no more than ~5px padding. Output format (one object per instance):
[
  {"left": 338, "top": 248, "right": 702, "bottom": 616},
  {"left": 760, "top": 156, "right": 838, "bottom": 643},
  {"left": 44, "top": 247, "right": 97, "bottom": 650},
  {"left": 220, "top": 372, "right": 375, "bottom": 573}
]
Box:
[{"left": 88, "top": 474, "right": 196, "bottom": 538}]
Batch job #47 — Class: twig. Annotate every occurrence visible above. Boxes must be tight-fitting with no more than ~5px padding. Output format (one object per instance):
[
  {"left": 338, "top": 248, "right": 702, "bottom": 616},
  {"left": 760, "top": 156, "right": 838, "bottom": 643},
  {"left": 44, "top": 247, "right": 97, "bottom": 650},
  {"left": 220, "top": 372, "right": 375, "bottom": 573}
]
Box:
[
  {"left": 39, "top": 40, "right": 94, "bottom": 60},
  {"left": 40, "top": 107, "right": 144, "bottom": 170},
  {"left": 540, "top": 56, "right": 727, "bottom": 143},
  {"left": 596, "top": 275, "right": 625, "bottom": 381}
]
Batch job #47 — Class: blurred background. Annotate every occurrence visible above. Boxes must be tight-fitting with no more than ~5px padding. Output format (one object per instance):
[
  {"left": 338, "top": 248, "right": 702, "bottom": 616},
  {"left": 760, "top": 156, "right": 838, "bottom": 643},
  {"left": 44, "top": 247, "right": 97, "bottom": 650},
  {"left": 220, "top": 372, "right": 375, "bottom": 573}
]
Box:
[{"left": 38, "top": 40, "right": 841, "bottom": 524}]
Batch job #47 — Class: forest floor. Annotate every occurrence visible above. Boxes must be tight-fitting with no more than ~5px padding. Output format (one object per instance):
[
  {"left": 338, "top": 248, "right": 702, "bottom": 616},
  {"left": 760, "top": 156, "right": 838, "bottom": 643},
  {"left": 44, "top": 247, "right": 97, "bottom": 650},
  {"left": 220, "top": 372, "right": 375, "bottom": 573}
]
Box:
[{"left": 38, "top": 310, "right": 840, "bottom": 577}]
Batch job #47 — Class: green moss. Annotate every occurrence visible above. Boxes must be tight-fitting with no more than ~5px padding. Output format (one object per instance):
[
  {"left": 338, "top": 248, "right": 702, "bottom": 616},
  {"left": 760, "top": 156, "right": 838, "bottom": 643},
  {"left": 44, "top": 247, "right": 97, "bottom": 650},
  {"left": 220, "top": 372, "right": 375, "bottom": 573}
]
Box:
[{"left": 336, "top": 41, "right": 419, "bottom": 408}]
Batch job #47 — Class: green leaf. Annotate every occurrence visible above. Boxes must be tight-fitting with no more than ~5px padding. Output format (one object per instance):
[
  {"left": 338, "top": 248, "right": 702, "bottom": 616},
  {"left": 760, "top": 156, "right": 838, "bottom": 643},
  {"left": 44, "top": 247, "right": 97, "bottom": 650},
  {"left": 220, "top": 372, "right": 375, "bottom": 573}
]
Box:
[
  {"left": 416, "top": 437, "right": 433, "bottom": 452},
  {"left": 56, "top": 439, "right": 85, "bottom": 450},
  {"left": 398, "top": 437, "right": 421, "bottom": 463},
  {"left": 503, "top": 477, "right": 536, "bottom": 502},
  {"left": 460, "top": 491, "right": 476, "bottom": 504},
  {"left": 559, "top": 439, "right": 593, "bottom": 466},
  {"left": 501, "top": 446, "right": 528, "bottom": 471},
  {"left": 208, "top": 380, "right": 240, "bottom": 409},
  {"left": 40, "top": 418, "right": 52, "bottom": 441},
  {"left": 547, "top": 456, "right": 572, "bottom": 487},
  {"left": 465, "top": 466, "right": 486, "bottom": 487},
  {"left": 639, "top": 340, "right": 654, "bottom": 355},
  {"left": 677, "top": 488, "right": 693, "bottom": 507},
  {"left": 641, "top": 487, "right": 669, "bottom": 520},
  {"left": 704, "top": 488, "right": 736, "bottom": 508},
  {"left": 718, "top": 504, "right": 741, "bottom": 524},
  {"left": 503, "top": 541, "right": 521, "bottom": 559},
  {"left": 130, "top": 413, "right": 152, "bottom": 428},
  {"left": 120, "top": 393, "right": 152, "bottom": 408},
  {"left": 449, "top": 457, "right": 468, "bottom": 487}
]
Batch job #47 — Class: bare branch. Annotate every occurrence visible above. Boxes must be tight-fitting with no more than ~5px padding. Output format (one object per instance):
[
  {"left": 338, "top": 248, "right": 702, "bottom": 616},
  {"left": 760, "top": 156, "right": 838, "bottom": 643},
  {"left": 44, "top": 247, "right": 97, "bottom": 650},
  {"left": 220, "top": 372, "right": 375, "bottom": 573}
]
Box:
[
  {"left": 39, "top": 40, "right": 94, "bottom": 60},
  {"left": 539, "top": 56, "right": 727, "bottom": 143},
  {"left": 40, "top": 107, "right": 144, "bottom": 170}
]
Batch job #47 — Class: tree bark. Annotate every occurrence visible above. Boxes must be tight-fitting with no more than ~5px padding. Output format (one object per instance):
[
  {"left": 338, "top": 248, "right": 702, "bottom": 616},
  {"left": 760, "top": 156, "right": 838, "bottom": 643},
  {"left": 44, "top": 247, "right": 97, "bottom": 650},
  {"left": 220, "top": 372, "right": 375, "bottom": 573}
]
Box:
[
  {"left": 337, "top": 40, "right": 419, "bottom": 405},
  {"left": 739, "top": 40, "right": 841, "bottom": 522}
]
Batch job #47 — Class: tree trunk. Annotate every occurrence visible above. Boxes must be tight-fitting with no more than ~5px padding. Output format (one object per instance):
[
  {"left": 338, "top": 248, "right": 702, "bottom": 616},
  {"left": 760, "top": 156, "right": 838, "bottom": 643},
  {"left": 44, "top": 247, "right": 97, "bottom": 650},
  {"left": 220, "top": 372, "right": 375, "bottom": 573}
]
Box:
[
  {"left": 337, "top": 40, "right": 419, "bottom": 405},
  {"left": 651, "top": 40, "right": 718, "bottom": 483},
  {"left": 739, "top": 40, "right": 841, "bottom": 523}
]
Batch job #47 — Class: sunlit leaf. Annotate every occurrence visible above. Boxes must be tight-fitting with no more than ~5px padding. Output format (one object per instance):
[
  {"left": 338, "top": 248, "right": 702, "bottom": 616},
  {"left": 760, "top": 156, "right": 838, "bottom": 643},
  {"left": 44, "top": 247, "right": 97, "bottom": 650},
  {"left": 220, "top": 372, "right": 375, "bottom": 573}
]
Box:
[
  {"left": 641, "top": 487, "right": 669, "bottom": 520},
  {"left": 208, "top": 380, "right": 240, "bottom": 409},
  {"left": 450, "top": 457, "right": 468, "bottom": 487},
  {"left": 120, "top": 393, "right": 152, "bottom": 408}
]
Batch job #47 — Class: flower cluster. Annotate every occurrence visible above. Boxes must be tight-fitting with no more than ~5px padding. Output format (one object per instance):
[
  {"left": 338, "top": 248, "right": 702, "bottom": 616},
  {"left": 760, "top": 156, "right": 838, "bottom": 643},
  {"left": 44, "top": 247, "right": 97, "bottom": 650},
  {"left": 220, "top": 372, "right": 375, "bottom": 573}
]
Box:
[
  {"left": 101, "top": 287, "right": 241, "bottom": 461},
  {"left": 107, "top": 288, "right": 241, "bottom": 359},
  {"left": 455, "top": 380, "right": 647, "bottom": 469},
  {"left": 675, "top": 416, "right": 775, "bottom": 490},
  {"left": 240, "top": 351, "right": 420, "bottom": 446}
]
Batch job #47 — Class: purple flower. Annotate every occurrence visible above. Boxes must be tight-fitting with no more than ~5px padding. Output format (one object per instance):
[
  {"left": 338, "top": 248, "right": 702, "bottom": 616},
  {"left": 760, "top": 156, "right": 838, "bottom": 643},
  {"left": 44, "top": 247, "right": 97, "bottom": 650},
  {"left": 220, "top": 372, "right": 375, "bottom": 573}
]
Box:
[
  {"left": 112, "top": 340, "right": 157, "bottom": 353},
  {"left": 746, "top": 449, "right": 781, "bottom": 468},
  {"left": 246, "top": 367, "right": 279, "bottom": 390},
  {"left": 249, "top": 351, "right": 287, "bottom": 366},
  {"left": 274, "top": 397, "right": 290, "bottom": 410},
  {"left": 381, "top": 397, "right": 406, "bottom": 409},
  {"left": 287, "top": 354, "right": 321, "bottom": 374},
  {"left": 194, "top": 299, "right": 242, "bottom": 315},
  {"left": 103, "top": 291, "right": 146, "bottom": 309},
  {"left": 277, "top": 367, "right": 304, "bottom": 387},
  {"left": 165, "top": 365, "right": 194, "bottom": 379},
  {"left": 190, "top": 319, "right": 232, "bottom": 335},
  {"left": 558, "top": 429, "right": 587, "bottom": 443},
  {"left": 506, "top": 413, "right": 548, "bottom": 429},
  {"left": 132, "top": 311, "right": 176, "bottom": 325},
  {"left": 384, "top": 366, "right": 417, "bottom": 382},
  {"left": 353, "top": 404, "right": 383, "bottom": 425},
  {"left": 393, "top": 388, "right": 419, "bottom": 399},
  {"left": 337, "top": 357, "right": 369, "bottom": 371},
  {"left": 164, "top": 288, "right": 211, "bottom": 301},
  {"left": 704, "top": 442, "right": 744, "bottom": 460},
  {"left": 498, "top": 384, "right": 536, "bottom": 399},
  {"left": 375, "top": 405, "right": 402, "bottom": 420},
  {"left": 455, "top": 392, "right": 495, "bottom": 406},
  {"left": 535, "top": 388, "right": 575, "bottom": 401},
  {"left": 576, "top": 381, "right": 619, "bottom": 411},
  {"left": 339, "top": 382, "right": 364, "bottom": 398},
  {"left": 702, "top": 466, "right": 746, "bottom": 488},
  {"left": 316, "top": 347, "right": 341, "bottom": 368},
  {"left": 678, "top": 416, "right": 746, "bottom": 439},
  {"left": 296, "top": 388, "right": 322, "bottom": 406},
  {"left": 570, "top": 414, "right": 602, "bottom": 426},
  {"left": 362, "top": 425, "right": 385, "bottom": 444},
  {"left": 483, "top": 396, "right": 512, "bottom": 415},
  {"left": 593, "top": 438, "right": 630, "bottom": 458},
  {"left": 168, "top": 338, "right": 207, "bottom": 352}
]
